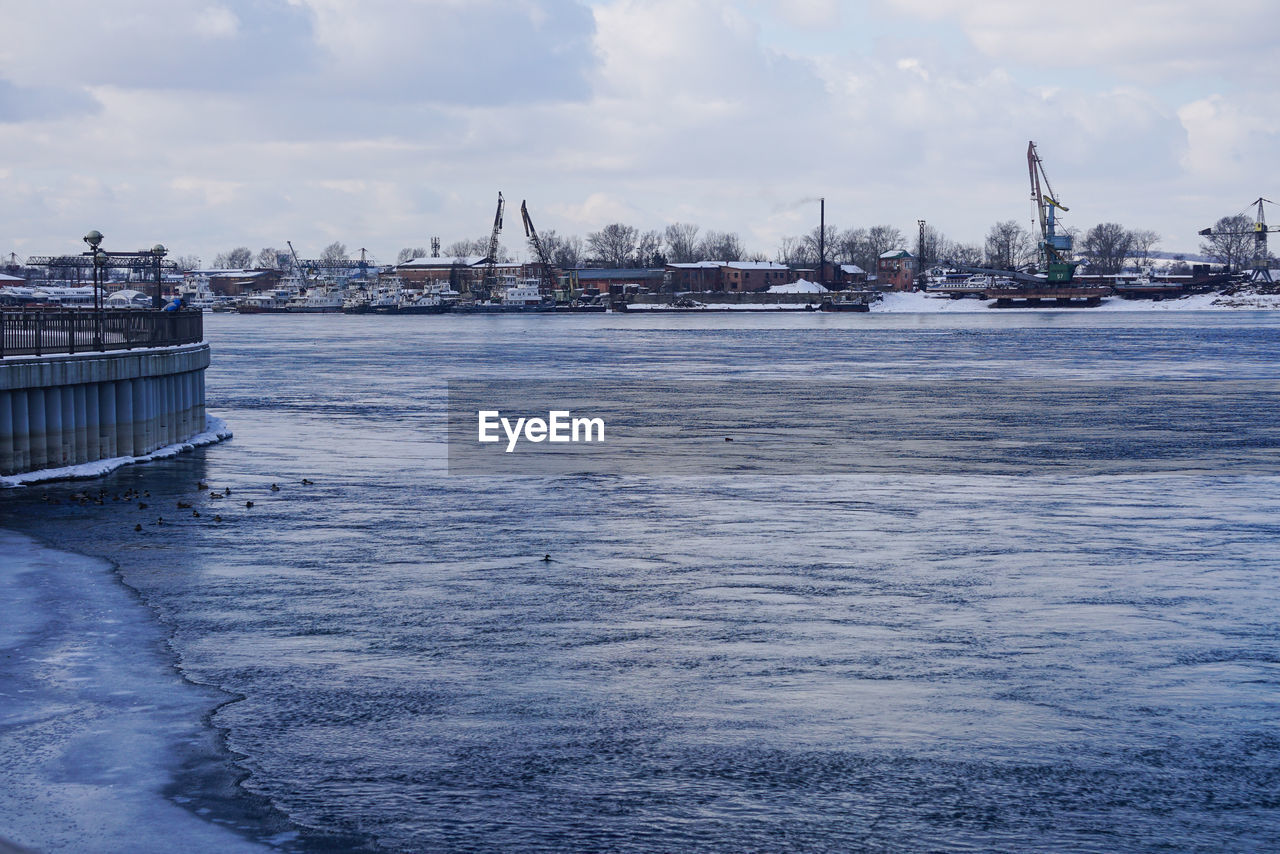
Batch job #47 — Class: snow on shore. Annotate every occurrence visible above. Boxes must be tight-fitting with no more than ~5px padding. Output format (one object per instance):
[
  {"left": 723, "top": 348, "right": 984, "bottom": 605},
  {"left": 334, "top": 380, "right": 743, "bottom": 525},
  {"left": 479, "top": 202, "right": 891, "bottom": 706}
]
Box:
[
  {"left": 0, "top": 416, "right": 232, "bottom": 489},
  {"left": 873, "top": 290, "right": 1280, "bottom": 313}
]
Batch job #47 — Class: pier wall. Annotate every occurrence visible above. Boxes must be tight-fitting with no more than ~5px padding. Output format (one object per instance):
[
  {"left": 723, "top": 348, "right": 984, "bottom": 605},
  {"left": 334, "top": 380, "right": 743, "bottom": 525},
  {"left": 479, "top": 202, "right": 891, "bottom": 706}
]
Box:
[{"left": 0, "top": 344, "right": 209, "bottom": 475}]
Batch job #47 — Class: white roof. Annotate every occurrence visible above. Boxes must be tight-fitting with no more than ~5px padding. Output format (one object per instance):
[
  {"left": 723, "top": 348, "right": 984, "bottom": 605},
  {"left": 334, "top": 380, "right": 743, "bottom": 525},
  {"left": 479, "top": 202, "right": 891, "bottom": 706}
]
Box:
[
  {"left": 668, "top": 261, "right": 725, "bottom": 269},
  {"left": 725, "top": 261, "right": 789, "bottom": 270},
  {"left": 0, "top": 273, "right": 23, "bottom": 282},
  {"left": 198, "top": 269, "right": 269, "bottom": 278},
  {"left": 879, "top": 250, "right": 913, "bottom": 259},
  {"left": 841, "top": 264, "right": 866, "bottom": 274},
  {"left": 33, "top": 286, "right": 94, "bottom": 295},
  {"left": 767, "top": 280, "right": 829, "bottom": 294},
  {"left": 105, "top": 289, "right": 150, "bottom": 301},
  {"left": 398, "top": 255, "right": 488, "bottom": 268}
]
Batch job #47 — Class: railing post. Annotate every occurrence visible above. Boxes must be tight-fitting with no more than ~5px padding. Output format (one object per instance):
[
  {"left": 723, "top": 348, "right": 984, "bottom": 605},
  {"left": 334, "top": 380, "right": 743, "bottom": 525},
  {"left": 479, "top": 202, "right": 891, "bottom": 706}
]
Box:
[
  {"left": 35, "top": 311, "right": 42, "bottom": 357},
  {"left": 67, "top": 310, "right": 75, "bottom": 355}
]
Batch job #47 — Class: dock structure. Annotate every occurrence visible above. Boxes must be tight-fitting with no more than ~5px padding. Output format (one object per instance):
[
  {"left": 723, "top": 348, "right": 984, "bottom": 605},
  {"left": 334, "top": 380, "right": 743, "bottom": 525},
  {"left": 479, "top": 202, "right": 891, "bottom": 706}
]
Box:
[{"left": 0, "top": 309, "right": 208, "bottom": 476}]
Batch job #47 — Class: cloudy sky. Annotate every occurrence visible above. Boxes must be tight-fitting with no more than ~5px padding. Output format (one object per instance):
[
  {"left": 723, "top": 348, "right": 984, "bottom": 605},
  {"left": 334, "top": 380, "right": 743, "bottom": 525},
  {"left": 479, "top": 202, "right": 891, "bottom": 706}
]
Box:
[{"left": 1, "top": 0, "right": 1275, "bottom": 264}]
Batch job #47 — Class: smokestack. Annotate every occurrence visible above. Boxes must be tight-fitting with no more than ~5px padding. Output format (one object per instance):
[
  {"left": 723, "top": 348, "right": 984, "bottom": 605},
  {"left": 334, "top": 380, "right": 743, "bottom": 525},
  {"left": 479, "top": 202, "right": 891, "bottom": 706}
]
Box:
[{"left": 819, "top": 197, "right": 825, "bottom": 288}]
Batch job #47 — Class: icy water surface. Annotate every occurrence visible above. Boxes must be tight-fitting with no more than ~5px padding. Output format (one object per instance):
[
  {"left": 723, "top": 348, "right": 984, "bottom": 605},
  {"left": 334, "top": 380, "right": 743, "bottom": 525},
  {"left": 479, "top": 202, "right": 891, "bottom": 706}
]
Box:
[{"left": 4, "top": 311, "right": 1280, "bottom": 852}]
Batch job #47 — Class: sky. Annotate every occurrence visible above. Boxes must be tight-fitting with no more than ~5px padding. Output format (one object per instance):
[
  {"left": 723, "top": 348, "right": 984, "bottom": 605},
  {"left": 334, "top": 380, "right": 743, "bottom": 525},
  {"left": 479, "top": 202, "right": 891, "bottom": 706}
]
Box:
[{"left": 1, "top": 0, "right": 1276, "bottom": 265}]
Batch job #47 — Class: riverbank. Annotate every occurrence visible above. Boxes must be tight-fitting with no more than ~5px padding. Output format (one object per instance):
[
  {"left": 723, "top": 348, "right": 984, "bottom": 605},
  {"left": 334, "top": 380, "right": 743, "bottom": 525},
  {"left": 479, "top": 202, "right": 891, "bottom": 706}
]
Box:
[{"left": 874, "top": 289, "right": 1280, "bottom": 312}]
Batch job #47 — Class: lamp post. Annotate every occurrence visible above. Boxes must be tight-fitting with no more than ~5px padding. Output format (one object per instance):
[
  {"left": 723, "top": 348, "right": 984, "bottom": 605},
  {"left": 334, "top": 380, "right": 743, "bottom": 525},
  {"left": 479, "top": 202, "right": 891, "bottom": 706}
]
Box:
[
  {"left": 152, "top": 244, "right": 167, "bottom": 308},
  {"left": 83, "top": 230, "right": 104, "bottom": 349}
]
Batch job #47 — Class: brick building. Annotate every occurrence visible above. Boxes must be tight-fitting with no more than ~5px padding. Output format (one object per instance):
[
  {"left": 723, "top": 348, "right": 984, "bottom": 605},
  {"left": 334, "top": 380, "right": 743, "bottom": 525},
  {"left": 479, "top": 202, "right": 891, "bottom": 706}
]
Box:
[
  {"left": 665, "top": 261, "right": 725, "bottom": 292},
  {"left": 722, "top": 261, "right": 793, "bottom": 292},
  {"left": 876, "top": 250, "right": 916, "bottom": 291}
]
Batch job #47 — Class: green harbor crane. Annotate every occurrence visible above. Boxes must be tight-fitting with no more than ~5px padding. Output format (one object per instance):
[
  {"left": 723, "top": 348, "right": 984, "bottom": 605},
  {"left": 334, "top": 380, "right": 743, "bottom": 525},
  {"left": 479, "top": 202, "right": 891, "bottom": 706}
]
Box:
[{"left": 1027, "top": 141, "right": 1076, "bottom": 283}]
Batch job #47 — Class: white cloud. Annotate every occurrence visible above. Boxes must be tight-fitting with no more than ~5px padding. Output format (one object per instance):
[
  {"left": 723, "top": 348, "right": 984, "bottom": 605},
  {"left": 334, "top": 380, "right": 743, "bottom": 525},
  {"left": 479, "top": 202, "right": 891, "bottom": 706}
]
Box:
[
  {"left": 195, "top": 5, "right": 241, "bottom": 38},
  {"left": 766, "top": 0, "right": 840, "bottom": 28},
  {"left": 880, "top": 0, "right": 1279, "bottom": 81},
  {"left": 0, "top": 0, "right": 1273, "bottom": 261},
  {"left": 1178, "top": 93, "right": 1280, "bottom": 185}
]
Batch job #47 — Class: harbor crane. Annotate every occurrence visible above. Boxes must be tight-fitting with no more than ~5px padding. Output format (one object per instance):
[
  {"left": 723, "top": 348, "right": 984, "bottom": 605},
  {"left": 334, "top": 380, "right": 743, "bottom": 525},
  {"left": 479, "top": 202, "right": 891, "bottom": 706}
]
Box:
[
  {"left": 1027, "top": 141, "right": 1076, "bottom": 282},
  {"left": 286, "top": 240, "right": 309, "bottom": 287},
  {"left": 480, "top": 191, "right": 505, "bottom": 300},
  {"left": 1198, "top": 197, "right": 1278, "bottom": 282},
  {"left": 521, "top": 200, "right": 558, "bottom": 296}
]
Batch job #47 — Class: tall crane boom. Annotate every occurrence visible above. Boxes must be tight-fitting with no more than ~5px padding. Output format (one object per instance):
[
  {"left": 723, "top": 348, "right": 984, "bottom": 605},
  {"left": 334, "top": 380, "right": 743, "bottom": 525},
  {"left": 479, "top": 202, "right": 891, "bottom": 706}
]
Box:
[
  {"left": 1027, "top": 141, "right": 1075, "bottom": 282},
  {"left": 521, "top": 200, "right": 557, "bottom": 295},
  {"left": 480, "top": 191, "right": 505, "bottom": 300},
  {"left": 287, "top": 240, "right": 309, "bottom": 286}
]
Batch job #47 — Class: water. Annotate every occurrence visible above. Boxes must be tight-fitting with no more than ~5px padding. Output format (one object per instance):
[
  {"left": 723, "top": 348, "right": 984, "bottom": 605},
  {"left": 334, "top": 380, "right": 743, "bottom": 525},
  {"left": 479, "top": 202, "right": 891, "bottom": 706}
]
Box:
[{"left": 3, "top": 311, "right": 1280, "bottom": 852}]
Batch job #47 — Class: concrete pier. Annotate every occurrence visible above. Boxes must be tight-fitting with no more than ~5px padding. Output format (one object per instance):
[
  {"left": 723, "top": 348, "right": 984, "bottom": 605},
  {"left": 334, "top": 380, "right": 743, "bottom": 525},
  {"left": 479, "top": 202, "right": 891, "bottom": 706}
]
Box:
[{"left": 0, "top": 344, "right": 210, "bottom": 476}]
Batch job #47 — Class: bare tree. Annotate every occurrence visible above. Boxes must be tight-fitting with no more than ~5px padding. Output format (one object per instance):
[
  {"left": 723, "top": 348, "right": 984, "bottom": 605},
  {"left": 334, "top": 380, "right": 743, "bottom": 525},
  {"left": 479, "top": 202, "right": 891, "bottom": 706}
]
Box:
[
  {"left": 866, "top": 225, "right": 906, "bottom": 264},
  {"left": 984, "top": 221, "right": 1032, "bottom": 270},
  {"left": 943, "top": 241, "right": 985, "bottom": 268},
  {"left": 664, "top": 223, "right": 701, "bottom": 263},
  {"left": 173, "top": 254, "right": 201, "bottom": 271},
  {"left": 1200, "top": 214, "right": 1255, "bottom": 272},
  {"left": 832, "top": 227, "right": 870, "bottom": 269},
  {"left": 255, "top": 247, "right": 283, "bottom": 269},
  {"left": 213, "top": 247, "right": 252, "bottom": 269},
  {"left": 397, "top": 247, "right": 428, "bottom": 263},
  {"left": 635, "top": 229, "right": 664, "bottom": 267},
  {"left": 802, "top": 225, "right": 840, "bottom": 266},
  {"left": 1126, "top": 230, "right": 1160, "bottom": 268},
  {"left": 776, "top": 236, "right": 812, "bottom": 266},
  {"left": 1080, "top": 223, "right": 1133, "bottom": 275},
  {"left": 698, "top": 231, "right": 744, "bottom": 262},
  {"left": 320, "top": 242, "right": 348, "bottom": 263},
  {"left": 588, "top": 223, "right": 639, "bottom": 268},
  {"left": 539, "top": 231, "right": 583, "bottom": 269},
  {"left": 445, "top": 237, "right": 507, "bottom": 261},
  {"left": 444, "top": 238, "right": 480, "bottom": 257}
]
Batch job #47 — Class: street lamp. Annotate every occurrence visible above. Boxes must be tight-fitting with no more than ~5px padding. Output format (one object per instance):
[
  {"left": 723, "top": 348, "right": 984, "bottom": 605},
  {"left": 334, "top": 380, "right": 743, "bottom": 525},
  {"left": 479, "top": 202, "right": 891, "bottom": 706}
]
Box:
[
  {"left": 152, "top": 244, "right": 167, "bottom": 308},
  {"left": 83, "top": 230, "right": 104, "bottom": 348}
]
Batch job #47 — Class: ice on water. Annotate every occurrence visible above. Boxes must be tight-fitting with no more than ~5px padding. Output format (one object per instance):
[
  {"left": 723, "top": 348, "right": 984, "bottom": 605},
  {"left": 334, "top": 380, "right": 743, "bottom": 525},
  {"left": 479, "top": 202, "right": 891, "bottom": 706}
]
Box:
[{"left": 0, "top": 531, "right": 267, "bottom": 853}]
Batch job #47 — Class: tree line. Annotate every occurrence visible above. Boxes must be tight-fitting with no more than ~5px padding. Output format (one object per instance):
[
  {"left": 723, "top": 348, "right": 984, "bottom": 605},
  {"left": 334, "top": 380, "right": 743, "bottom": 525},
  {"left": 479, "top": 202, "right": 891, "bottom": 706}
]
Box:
[{"left": 202, "top": 212, "right": 1265, "bottom": 276}]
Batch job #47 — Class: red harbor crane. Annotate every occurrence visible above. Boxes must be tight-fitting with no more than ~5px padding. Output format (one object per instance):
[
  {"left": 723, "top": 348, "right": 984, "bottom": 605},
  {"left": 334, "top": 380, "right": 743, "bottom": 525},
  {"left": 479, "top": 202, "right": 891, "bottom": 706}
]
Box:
[{"left": 479, "top": 191, "right": 505, "bottom": 300}]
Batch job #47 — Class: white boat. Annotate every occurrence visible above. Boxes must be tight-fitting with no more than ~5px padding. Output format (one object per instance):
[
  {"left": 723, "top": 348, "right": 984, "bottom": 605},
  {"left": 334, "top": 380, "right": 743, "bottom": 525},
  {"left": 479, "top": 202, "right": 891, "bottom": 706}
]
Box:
[
  {"left": 237, "top": 288, "right": 297, "bottom": 313},
  {"left": 177, "top": 279, "right": 217, "bottom": 311},
  {"left": 492, "top": 277, "right": 554, "bottom": 308},
  {"left": 286, "top": 286, "right": 346, "bottom": 313}
]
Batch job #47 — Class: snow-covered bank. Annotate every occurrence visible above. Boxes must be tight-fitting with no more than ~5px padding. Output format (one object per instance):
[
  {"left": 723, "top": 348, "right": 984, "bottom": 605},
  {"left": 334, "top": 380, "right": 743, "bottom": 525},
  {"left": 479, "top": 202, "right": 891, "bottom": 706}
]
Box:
[
  {"left": 873, "top": 290, "right": 1280, "bottom": 313},
  {"left": 0, "top": 416, "right": 233, "bottom": 489},
  {"left": 0, "top": 530, "right": 270, "bottom": 852}
]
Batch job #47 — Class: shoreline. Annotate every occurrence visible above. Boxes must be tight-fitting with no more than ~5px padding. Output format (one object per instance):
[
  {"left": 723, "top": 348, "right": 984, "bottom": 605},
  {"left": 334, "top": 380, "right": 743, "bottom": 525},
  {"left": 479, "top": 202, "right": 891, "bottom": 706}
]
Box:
[{"left": 0, "top": 528, "right": 278, "bottom": 852}]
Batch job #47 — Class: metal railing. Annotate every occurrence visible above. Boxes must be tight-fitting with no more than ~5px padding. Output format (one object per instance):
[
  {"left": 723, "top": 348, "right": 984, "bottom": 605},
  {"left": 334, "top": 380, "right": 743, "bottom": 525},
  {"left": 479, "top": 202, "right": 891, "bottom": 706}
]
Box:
[{"left": 0, "top": 309, "right": 204, "bottom": 358}]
